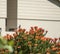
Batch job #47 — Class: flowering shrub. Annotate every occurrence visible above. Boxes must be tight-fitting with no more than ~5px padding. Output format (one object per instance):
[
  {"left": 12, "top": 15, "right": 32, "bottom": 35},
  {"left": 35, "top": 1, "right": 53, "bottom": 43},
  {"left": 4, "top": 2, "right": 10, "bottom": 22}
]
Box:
[
  {"left": 2, "top": 26, "right": 60, "bottom": 54},
  {"left": 0, "top": 36, "right": 13, "bottom": 54}
]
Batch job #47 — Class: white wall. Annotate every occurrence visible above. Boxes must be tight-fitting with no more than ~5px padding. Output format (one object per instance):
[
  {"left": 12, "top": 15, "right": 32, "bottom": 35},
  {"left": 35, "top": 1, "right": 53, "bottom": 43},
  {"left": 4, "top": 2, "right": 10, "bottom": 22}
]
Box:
[
  {"left": 0, "top": 0, "right": 7, "bottom": 36},
  {"left": 17, "top": 0, "right": 60, "bottom": 20},
  {"left": 0, "top": 0, "right": 7, "bottom": 18},
  {"left": 0, "top": 19, "right": 6, "bottom": 36},
  {"left": 17, "top": 20, "right": 60, "bottom": 38},
  {"left": 17, "top": 0, "right": 60, "bottom": 38}
]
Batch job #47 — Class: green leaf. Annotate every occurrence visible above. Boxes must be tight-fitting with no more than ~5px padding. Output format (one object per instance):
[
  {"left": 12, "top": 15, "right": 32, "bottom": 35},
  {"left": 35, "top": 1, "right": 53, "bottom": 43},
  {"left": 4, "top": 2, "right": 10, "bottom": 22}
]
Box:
[
  {"left": 8, "top": 40, "right": 14, "bottom": 46},
  {"left": 4, "top": 45, "right": 13, "bottom": 52},
  {"left": 19, "top": 50, "right": 23, "bottom": 54}
]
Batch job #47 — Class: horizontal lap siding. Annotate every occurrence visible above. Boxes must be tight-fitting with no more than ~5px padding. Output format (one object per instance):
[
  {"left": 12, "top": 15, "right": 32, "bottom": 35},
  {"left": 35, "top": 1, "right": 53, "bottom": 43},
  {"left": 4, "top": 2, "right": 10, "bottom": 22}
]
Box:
[
  {"left": 17, "top": 20, "right": 60, "bottom": 38},
  {"left": 0, "top": 0, "right": 7, "bottom": 18},
  {"left": 17, "top": 0, "right": 60, "bottom": 20},
  {"left": 0, "top": 19, "right": 6, "bottom": 36}
]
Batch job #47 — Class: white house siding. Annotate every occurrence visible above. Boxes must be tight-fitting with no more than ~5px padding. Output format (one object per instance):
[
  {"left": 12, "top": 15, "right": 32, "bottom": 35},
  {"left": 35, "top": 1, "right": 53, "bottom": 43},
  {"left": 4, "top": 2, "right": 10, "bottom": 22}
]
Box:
[
  {"left": 0, "top": 0, "right": 7, "bottom": 18},
  {"left": 0, "top": 19, "right": 6, "bottom": 36},
  {"left": 17, "top": 0, "right": 60, "bottom": 20},
  {"left": 17, "top": 0, "right": 60, "bottom": 38},
  {"left": 0, "top": 0, "right": 7, "bottom": 36},
  {"left": 17, "top": 20, "right": 60, "bottom": 38}
]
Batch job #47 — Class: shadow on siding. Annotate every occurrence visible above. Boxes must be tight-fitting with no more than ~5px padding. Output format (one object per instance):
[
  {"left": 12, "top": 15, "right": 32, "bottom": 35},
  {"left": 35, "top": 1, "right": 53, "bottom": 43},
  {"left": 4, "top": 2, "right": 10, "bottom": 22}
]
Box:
[{"left": 48, "top": 0, "right": 60, "bottom": 7}]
